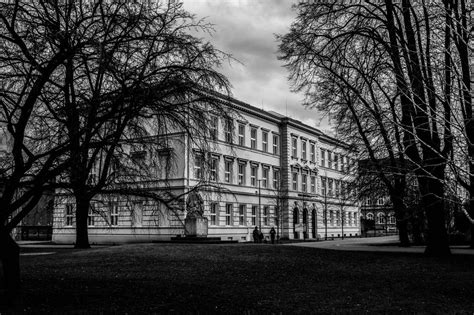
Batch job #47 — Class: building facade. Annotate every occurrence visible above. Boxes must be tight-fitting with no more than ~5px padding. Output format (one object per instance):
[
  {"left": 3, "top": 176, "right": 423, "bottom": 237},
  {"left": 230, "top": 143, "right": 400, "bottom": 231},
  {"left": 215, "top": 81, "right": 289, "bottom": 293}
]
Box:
[{"left": 52, "top": 95, "right": 360, "bottom": 243}]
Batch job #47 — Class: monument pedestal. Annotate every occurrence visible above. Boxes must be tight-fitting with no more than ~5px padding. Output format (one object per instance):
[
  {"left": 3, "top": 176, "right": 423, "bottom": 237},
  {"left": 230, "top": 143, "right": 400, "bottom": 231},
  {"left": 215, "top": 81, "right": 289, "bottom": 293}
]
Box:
[{"left": 185, "top": 217, "right": 208, "bottom": 237}]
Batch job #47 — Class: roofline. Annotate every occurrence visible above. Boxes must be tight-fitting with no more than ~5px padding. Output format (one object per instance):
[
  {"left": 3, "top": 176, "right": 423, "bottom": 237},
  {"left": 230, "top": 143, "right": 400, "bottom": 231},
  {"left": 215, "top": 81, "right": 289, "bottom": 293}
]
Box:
[{"left": 197, "top": 89, "right": 352, "bottom": 149}]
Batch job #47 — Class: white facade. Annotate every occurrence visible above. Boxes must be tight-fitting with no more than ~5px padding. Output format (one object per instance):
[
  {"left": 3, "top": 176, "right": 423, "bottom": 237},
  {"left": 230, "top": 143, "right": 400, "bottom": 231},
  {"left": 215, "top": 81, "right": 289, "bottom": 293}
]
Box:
[{"left": 52, "top": 95, "right": 360, "bottom": 244}]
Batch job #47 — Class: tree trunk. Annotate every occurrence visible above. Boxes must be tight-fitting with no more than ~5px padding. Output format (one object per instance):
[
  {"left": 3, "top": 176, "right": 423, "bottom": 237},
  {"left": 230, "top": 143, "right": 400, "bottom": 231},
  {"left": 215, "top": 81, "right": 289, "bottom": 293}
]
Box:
[
  {"left": 397, "top": 219, "right": 410, "bottom": 247},
  {"left": 411, "top": 210, "right": 424, "bottom": 246},
  {"left": 0, "top": 229, "right": 20, "bottom": 309},
  {"left": 392, "top": 196, "right": 410, "bottom": 247},
  {"left": 469, "top": 201, "right": 474, "bottom": 248},
  {"left": 75, "top": 196, "right": 91, "bottom": 249},
  {"left": 420, "top": 176, "right": 450, "bottom": 256}
]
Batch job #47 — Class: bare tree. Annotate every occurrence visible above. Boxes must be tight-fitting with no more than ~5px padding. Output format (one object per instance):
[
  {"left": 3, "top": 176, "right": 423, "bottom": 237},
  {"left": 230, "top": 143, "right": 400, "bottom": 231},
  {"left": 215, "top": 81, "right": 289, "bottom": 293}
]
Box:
[
  {"left": 0, "top": 0, "right": 232, "bottom": 302},
  {"left": 26, "top": 1, "right": 232, "bottom": 248},
  {"left": 278, "top": 0, "right": 473, "bottom": 255}
]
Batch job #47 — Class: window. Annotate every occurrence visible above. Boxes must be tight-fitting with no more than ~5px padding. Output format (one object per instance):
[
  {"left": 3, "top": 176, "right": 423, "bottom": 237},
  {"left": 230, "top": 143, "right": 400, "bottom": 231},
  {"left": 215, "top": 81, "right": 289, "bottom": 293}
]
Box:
[
  {"left": 210, "top": 115, "right": 218, "bottom": 140},
  {"left": 328, "top": 178, "right": 333, "bottom": 197},
  {"left": 310, "top": 143, "right": 315, "bottom": 162},
  {"left": 273, "top": 169, "right": 280, "bottom": 189},
  {"left": 377, "top": 197, "right": 384, "bottom": 205},
  {"left": 250, "top": 165, "right": 258, "bottom": 187},
  {"left": 210, "top": 203, "right": 218, "bottom": 225},
  {"left": 238, "top": 163, "right": 246, "bottom": 186},
  {"left": 320, "top": 149, "right": 325, "bottom": 167},
  {"left": 88, "top": 206, "right": 95, "bottom": 226},
  {"left": 262, "top": 168, "right": 269, "bottom": 188},
  {"left": 292, "top": 172, "right": 298, "bottom": 190},
  {"left": 238, "top": 124, "right": 245, "bottom": 146},
  {"left": 335, "top": 180, "right": 340, "bottom": 198},
  {"left": 366, "top": 212, "right": 374, "bottom": 220},
  {"left": 194, "top": 154, "right": 203, "bottom": 179},
  {"left": 301, "top": 140, "right": 307, "bottom": 160},
  {"left": 250, "top": 127, "right": 257, "bottom": 149},
  {"left": 251, "top": 205, "right": 257, "bottom": 226},
  {"left": 334, "top": 153, "right": 339, "bottom": 170},
  {"left": 239, "top": 205, "right": 246, "bottom": 225},
  {"left": 65, "top": 204, "right": 74, "bottom": 226},
  {"left": 348, "top": 212, "right": 352, "bottom": 226},
  {"left": 336, "top": 210, "right": 340, "bottom": 226},
  {"left": 224, "top": 119, "right": 233, "bottom": 143},
  {"left": 262, "top": 131, "right": 268, "bottom": 152},
  {"left": 132, "top": 201, "right": 143, "bottom": 227},
  {"left": 377, "top": 213, "right": 385, "bottom": 224},
  {"left": 210, "top": 158, "right": 218, "bottom": 181},
  {"left": 330, "top": 210, "right": 334, "bottom": 225},
  {"left": 292, "top": 137, "right": 298, "bottom": 158},
  {"left": 302, "top": 174, "right": 307, "bottom": 192},
  {"left": 327, "top": 151, "right": 332, "bottom": 169},
  {"left": 390, "top": 214, "right": 396, "bottom": 224},
  {"left": 273, "top": 134, "right": 280, "bottom": 155},
  {"left": 321, "top": 177, "right": 326, "bottom": 196},
  {"left": 224, "top": 160, "right": 233, "bottom": 183},
  {"left": 263, "top": 206, "right": 269, "bottom": 226},
  {"left": 225, "top": 204, "right": 233, "bottom": 225},
  {"left": 354, "top": 212, "right": 358, "bottom": 225},
  {"left": 110, "top": 202, "right": 119, "bottom": 226},
  {"left": 310, "top": 176, "right": 316, "bottom": 193}
]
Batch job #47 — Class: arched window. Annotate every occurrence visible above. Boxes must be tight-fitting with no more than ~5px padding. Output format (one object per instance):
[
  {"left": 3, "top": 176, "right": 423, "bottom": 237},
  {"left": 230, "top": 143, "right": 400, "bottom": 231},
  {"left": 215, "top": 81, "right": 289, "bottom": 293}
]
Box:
[
  {"left": 366, "top": 212, "right": 374, "bottom": 220},
  {"left": 390, "top": 213, "right": 396, "bottom": 224},
  {"left": 302, "top": 208, "right": 308, "bottom": 224},
  {"left": 377, "top": 212, "right": 385, "bottom": 224},
  {"left": 293, "top": 208, "right": 299, "bottom": 224}
]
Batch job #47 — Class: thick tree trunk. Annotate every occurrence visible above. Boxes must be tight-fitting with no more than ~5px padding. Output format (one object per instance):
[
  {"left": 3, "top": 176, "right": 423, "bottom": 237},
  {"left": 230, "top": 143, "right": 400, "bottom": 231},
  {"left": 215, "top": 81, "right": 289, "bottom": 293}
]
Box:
[
  {"left": 75, "top": 196, "right": 91, "bottom": 249},
  {"left": 397, "top": 220, "right": 410, "bottom": 247},
  {"left": 469, "top": 201, "right": 474, "bottom": 248},
  {"left": 411, "top": 211, "right": 424, "bottom": 245},
  {"left": 420, "top": 176, "right": 450, "bottom": 256},
  {"left": 392, "top": 196, "right": 410, "bottom": 247},
  {"left": 0, "top": 229, "right": 20, "bottom": 308}
]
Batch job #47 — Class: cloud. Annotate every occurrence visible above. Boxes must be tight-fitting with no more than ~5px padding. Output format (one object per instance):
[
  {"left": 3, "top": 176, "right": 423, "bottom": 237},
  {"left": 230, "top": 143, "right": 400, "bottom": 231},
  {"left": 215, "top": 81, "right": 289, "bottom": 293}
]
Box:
[{"left": 182, "top": 0, "right": 333, "bottom": 133}]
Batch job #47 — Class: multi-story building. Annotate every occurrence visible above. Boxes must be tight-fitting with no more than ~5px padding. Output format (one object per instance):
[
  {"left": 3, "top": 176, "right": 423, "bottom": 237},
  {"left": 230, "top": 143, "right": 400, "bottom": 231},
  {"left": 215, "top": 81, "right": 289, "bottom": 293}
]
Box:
[{"left": 52, "top": 94, "right": 360, "bottom": 243}]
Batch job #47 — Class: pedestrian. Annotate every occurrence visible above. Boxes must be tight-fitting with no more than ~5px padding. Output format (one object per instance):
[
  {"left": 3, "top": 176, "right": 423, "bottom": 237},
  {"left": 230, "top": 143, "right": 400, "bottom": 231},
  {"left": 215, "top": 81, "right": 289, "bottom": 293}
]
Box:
[
  {"left": 259, "top": 230, "right": 264, "bottom": 243},
  {"left": 270, "top": 227, "right": 276, "bottom": 244},
  {"left": 253, "top": 226, "right": 259, "bottom": 243}
]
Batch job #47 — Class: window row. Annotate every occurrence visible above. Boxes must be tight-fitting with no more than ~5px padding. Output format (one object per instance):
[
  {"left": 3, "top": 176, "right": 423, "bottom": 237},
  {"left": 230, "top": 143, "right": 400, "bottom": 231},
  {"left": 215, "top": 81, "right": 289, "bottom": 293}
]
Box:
[
  {"left": 208, "top": 203, "right": 275, "bottom": 226},
  {"left": 319, "top": 176, "right": 351, "bottom": 198},
  {"left": 210, "top": 116, "right": 280, "bottom": 155},
  {"left": 64, "top": 203, "right": 121, "bottom": 227},
  {"left": 64, "top": 202, "right": 143, "bottom": 227},
  {"left": 324, "top": 210, "right": 359, "bottom": 227},
  {"left": 362, "top": 196, "right": 387, "bottom": 206},
  {"left": 366, "top": 212, "right": 397, "bottom": 224},
  {"left": 194, "top": 155, "right": 280, "bottom": 188},
  {"left": 290, "top": 137, "right": 355, "bottom": 173},
  {"left": 320, "top": 148, "right": 355, "bottom": 173},
  {"left": 289, "top": 173, "right": 351, "bottom": 197}
]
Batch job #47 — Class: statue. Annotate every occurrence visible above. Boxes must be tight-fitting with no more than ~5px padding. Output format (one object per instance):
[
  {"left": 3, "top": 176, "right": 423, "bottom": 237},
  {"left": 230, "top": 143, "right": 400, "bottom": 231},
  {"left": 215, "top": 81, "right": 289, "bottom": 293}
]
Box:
[{"left": 184, "top": 192, "right": 208, "bottom": 237}]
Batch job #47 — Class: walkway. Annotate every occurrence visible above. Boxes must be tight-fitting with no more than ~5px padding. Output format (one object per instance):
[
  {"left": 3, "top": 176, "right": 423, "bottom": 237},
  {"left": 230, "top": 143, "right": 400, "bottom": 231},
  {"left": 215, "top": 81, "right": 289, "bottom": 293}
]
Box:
[{"left": 285, "top": 236, "right": 474, "bottom": 255}]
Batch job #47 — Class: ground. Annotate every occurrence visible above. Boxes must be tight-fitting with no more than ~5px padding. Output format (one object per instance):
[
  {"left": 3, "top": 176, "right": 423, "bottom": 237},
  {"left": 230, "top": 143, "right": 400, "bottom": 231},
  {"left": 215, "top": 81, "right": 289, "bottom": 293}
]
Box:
[{"left": 8, "top": 240, "right": 474, "bottom": 313}]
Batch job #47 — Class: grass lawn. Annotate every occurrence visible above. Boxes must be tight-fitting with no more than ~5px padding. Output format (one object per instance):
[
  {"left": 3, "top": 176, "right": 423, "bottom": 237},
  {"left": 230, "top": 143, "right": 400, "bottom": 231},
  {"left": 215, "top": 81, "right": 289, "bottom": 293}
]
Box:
[{"left": 12, "top": 243, "right": 474, "bottom": 313}]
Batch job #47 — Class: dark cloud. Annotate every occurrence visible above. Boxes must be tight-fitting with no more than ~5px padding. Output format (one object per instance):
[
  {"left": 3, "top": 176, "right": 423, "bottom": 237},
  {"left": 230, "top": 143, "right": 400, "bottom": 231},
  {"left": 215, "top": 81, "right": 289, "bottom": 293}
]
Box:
[{"left": 182, "top": 0, "right": 332, "bottom": 132}]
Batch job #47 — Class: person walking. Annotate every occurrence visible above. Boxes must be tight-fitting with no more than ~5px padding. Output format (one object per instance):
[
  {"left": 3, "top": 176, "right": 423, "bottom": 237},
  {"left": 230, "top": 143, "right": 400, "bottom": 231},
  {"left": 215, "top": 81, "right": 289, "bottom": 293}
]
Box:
[
  {"left": 253, "top": 226, "right": 259, "bottom": 243},
  {"left": 270, "top": 227, "right": 276, "bottom": 244}
]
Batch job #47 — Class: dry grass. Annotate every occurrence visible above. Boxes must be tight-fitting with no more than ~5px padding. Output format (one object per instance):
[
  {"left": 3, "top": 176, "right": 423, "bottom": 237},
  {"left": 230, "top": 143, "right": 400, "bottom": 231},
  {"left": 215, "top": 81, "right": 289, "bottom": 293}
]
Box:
[{"left": 13, "top": 243, "right": 474, "bottom": 313}]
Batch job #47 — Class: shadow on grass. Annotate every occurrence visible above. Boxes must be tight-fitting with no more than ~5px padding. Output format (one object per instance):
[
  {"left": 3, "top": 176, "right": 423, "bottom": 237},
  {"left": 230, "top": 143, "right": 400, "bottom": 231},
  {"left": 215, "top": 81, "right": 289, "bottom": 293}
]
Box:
[{"left": 9, "top": 243, "right": 474, "bottom": 313}]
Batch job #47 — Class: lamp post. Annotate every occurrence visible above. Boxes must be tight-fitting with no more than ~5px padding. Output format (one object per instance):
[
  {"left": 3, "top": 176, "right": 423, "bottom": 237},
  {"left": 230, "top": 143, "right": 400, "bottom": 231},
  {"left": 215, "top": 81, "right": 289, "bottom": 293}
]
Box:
[
  {"left": 255, "top": 179, "right": 262, "bottom": 231},
  {"left": 258, "top": 179, "right": 262, "bottom": 231}
]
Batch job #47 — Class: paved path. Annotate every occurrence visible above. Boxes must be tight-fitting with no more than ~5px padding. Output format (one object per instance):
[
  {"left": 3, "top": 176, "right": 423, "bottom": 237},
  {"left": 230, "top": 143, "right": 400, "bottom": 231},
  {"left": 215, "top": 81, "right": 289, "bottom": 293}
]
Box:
[{"left": 285, "top": 236, "right": 474, "bottom": 255}]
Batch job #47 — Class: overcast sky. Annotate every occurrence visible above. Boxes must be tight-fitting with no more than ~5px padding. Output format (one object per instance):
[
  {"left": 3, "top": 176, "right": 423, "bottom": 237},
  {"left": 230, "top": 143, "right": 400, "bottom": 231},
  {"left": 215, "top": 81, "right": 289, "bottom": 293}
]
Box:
[{"left": 181, "top": 0, "right": 331, "bottom": 133}]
